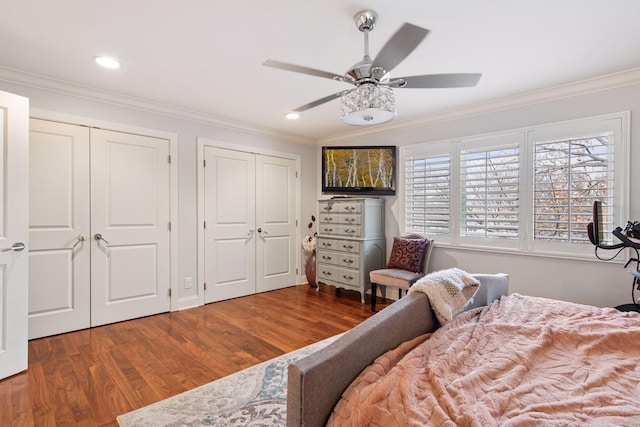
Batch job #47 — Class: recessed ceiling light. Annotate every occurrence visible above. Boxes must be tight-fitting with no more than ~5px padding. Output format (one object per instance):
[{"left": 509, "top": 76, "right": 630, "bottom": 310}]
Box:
[
  {"left": 94, "top": 56, "right": 121, "bottom": 69},
  {"left": 285, "top": 112, "right": 300, "bottom": 120}
]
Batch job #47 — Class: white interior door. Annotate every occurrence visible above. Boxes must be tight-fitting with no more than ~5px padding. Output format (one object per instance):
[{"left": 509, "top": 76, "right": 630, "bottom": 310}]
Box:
[
  {"left": 28, "top": 119, "right": 90, "bottom": 339},
  {"left": 256, "top": 155, "right": 297, "bottom": 293},
  {"left": 0, "top": 90, "right": 29, "bottom": 380},
  {"left": 204, "top": 147, "right": 256, "bottom": 303},
  {"left": 90, "top": 128, "right": 171, "bottom": 327}
]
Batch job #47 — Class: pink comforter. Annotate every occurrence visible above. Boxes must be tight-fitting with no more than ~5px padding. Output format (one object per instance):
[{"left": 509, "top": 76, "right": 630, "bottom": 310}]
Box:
[{"left": 328, "top": 294, "right": 640, "bottom": 426}]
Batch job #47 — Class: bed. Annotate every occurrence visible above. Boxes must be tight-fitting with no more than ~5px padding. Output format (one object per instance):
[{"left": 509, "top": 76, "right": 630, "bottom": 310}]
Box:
[{"left": 287, "top": 271, "right": 640, "bottom": 426}]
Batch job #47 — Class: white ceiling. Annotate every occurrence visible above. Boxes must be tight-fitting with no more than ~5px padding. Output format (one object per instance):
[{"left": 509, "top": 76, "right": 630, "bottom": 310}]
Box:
[{"left": 2, "top": 0, "right": 640, "bottom": 142}]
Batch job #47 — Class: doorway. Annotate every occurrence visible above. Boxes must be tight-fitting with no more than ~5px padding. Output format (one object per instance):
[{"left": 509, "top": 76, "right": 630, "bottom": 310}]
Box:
[
  {"left": 28, "top": 118, "right": 174, "bottom": 338},
  {"left": 198, "top": 142, "right": 299, "bottom": 303}
]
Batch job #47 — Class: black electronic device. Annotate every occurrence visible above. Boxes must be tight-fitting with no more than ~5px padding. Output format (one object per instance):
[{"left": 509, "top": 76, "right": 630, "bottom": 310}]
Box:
[{"left": 321, "top": 146, "right": 396, "bottom": 196}]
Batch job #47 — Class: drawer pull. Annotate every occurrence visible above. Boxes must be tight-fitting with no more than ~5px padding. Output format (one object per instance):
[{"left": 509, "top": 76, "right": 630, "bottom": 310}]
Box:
[
  {"left": 344, "top": 206, "right": 355, "bottom": 211},
  {"left": 322, "top": 242, "right": 332, "bottom": 248},
  {"left": 343, "top": 275, "right": 354, "bottom": 280},
  {"left": 345, "top": 229, "right": 356, "bottom": 234},
  {"left": 345, "top": 217, "right": 356, "bottom": 223},
  {"left": 323, "top": 216, "right": 334, "bottom": 222},
  {"left": 323, "top": 271, "right": 332, "bottom": 276},
  {"left": 322, "top": 255, "right": 332, "bottom": 261},
  {"left": 343, "top": 244, "right": 354, "bottom": 249},
  {"left": 324, "top": 228, "right": 333, "bottom": 233},
  {"left": 323, "top": 206, "right": 332, "bottom": 211},
  {"left": 343, "top": 259, "right": 354, "bottom": 264}
]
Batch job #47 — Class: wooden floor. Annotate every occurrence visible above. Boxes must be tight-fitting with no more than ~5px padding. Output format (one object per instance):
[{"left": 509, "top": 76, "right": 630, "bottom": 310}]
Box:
[{"left": 0, "top": 284, "right": 386, "bottom": 427}]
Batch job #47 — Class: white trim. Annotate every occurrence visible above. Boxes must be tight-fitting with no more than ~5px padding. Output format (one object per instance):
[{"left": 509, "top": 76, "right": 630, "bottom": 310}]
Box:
[
  {"left": 196, "top": 137, "right": 302, "bottom": 306},
  {"left": 319, "top": 67, "right": 640, "bottom": 145},
  {"left": 1, "top": 66, "right": 314, "bottom": 145},
  {"left": 28, "top": 108, "right": 181, "bottom": 312}
]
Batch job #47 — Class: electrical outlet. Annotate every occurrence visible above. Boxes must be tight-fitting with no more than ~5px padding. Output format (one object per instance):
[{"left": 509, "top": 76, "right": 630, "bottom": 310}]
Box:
[{"left": 184, "top": 277, "right": 193, "bottom": 289}]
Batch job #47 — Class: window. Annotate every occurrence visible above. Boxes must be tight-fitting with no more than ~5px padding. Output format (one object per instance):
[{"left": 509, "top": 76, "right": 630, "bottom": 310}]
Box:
[
  {"left": 404, "top": 152, "right": 451, "bottom": 235},
  {"left": 460, "top": 146, "right": 520, "bottom": 240},
  {"left": 533, "top": 135, "right": 613, "bottom": 244},
  {"left": 401, "top": 113, "right": 628, "bottom": 257}
]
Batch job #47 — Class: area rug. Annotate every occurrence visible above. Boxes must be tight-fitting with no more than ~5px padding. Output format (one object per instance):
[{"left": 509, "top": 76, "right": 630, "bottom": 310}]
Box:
[{"left": 117, "top": 334, "right": 341, "bottom": 426}]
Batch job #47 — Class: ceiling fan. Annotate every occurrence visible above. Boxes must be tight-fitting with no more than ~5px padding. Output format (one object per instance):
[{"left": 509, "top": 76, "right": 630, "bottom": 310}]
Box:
[{"left": 263, "top": 10, "right": 482, "bottom": 126}]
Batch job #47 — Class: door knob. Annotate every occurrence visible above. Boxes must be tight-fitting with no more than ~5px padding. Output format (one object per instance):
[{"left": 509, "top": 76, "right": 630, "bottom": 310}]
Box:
[
  {"left": 1, "top": 242, "right": 25, "bottom": 252},
  {"left": 94, "top": 233, "right": 110, "bottom": 245},
  {"left": 72, "top": 234, "right": 86, "bottom": 250}
]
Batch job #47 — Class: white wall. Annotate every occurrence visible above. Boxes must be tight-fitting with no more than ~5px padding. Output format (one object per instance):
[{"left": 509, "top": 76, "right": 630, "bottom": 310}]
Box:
[
  {"left": 4, "top": 73, "right": 639, "bottom": 310},
  {"left": 326, "top": 80, "right": 640, "bottom": 308},
  {"left": 0, "top": 80, "right": 319, "bottom": 308}
]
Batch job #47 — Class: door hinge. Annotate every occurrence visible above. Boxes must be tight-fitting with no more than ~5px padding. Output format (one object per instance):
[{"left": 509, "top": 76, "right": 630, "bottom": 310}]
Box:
[
  {"left": 296, "top": 219, "right": 298, "bottom": 226},
  {"left": 296, "top": 171, "right": 298, "bottom": 178},
  {"left": 168, "top": 221, "right": 172, "bottom": 231},
  {"left": 168, "top": 155, "right": 172, "bottom": 164},
  {"left": 168, "top": 288, "right": 172, "bottom": 297},
  {"left": 296, "top": 268, "right": 299, "bottom": 275},
  {"left": 204, "top": 221, "right": 207, "bottom": 229},
  {"left": 204, "top": 282, "right": 207, "bottom": 291},
  {"left": 203, "top": 159, "right": 206, "bottom": 167}
]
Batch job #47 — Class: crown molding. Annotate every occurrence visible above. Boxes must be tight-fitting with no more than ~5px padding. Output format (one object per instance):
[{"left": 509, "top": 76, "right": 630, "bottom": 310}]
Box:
[
  {"left": 318, "top": 67, "right": 640, "bottom": 145},
  {"left": 0, "top": 66, "right": 315, "bottom": 145}
]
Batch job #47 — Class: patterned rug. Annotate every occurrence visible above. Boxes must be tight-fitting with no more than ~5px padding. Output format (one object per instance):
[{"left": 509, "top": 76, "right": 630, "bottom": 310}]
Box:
[{"left": 117, "top": 334, "right": 340, "bottom": 426}]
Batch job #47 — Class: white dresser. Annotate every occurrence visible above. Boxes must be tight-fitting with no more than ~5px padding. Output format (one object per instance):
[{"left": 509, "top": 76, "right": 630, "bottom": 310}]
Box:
[{"left": 316, "top": 198, "right": 386, "bottom": 303}]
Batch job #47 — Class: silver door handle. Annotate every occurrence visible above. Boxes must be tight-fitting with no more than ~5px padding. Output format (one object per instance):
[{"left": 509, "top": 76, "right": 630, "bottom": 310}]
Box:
[
  {"left": 257, "top": 228, "right": 268, "bottom": 235},
  {"left": 72, "top": 234, "right": 86, "bottom": 250},
  {"left": 1, "top": 242, "right": 25, "bottom": 252},
  {"left": 247, "top": 229, "right": 255, "bottom": 237},
  {"left": 94, "top": 233, "right": 110, "bottom": 245}
]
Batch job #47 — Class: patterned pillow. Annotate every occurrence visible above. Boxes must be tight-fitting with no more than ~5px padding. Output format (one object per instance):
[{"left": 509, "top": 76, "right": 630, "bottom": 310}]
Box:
[
  {"left": 409, "top": 268, "right": 480, "bottom": 324},
  {"left": 386, "top": 237, "right": 429, "bottom": 273}
]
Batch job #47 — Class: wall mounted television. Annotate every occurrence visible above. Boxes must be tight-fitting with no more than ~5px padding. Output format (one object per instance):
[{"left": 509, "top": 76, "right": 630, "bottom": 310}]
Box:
[{"left": 321, "top": 145, "right": 396, "bottom": 196}]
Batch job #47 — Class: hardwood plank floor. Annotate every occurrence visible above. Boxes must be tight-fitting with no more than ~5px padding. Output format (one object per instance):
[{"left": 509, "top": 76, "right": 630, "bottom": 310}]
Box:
[{"left": 0, "top": 284, "right": 387, "bottom": 426}]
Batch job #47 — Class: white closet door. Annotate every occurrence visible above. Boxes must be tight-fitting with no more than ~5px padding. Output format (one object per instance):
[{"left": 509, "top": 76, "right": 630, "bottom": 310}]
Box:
[
  {"left": 90, "top": 129, "right": 171, "bottom": 327},
  {"left": 0, "top": 90, "right": 29, "bottom": 380},
  {"left": 28, "top": 119, "right": 90, "bottom": 339},
  {"left": 255, "top": 155, "right": 297, "bottom": 293},
  {"left": 204, "top": 147, "right": 256, "bottom": 303}
]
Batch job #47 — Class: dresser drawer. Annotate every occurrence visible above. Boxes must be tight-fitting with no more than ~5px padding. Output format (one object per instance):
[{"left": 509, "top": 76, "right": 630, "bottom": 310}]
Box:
[
  {"left": 338, "top": 225, "right": 361, "bottom": 237},
  {"left": 317, "top": 264, "right": 360, "bottom": 288},
  {"left": 338, "top": 214, "right": 361, "bottom": 225},
  {"left": 317, "top": 249, "right": 361, "bottom": 269},
  {"left": 317, "top": 237, "right": 360, "bottom": 253}
]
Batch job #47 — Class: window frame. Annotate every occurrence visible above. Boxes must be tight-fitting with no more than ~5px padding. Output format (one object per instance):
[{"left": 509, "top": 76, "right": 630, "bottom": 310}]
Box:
[{"left": 399, "top": 112, "right": 630, "bottom": 260}]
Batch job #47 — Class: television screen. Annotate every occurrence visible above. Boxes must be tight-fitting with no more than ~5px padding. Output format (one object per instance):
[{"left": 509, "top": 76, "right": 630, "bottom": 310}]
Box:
[{"left": 322, "top": 146, "right": 396, "bottom": 195}]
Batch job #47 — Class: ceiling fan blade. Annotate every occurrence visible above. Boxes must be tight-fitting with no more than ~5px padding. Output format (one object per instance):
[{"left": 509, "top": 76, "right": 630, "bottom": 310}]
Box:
[
  {"left": 395, "top": 73, "right": 482, "bottom": 88},
  {"left": 263, "top": 59, "right": 354, "bottom": 84},
  {"left": 371, "top": 23, "right": 429, "bottom": 74},
  {"left": 292, "top": 91, "right": 346, "bottom": 112}
]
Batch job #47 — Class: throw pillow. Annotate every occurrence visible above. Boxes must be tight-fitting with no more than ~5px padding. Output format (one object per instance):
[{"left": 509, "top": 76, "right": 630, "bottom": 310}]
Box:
[
  {"left": 386, "top": 237, "right": 429, "bottom": 273},
  {"left": 409, "top": 268, "right": 480, "bottom": 324}
]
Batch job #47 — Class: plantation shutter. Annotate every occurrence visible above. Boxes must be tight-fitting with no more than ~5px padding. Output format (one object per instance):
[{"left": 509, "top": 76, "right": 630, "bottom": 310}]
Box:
[
  {"left": 404, "top": 153, "right": 451, "bottom": 235},
  {"left": 533, "top": 133, "right": 614, "bottom": 243},
  {"left": 460, "top": 146, "right": 520, "bottom": 239}
]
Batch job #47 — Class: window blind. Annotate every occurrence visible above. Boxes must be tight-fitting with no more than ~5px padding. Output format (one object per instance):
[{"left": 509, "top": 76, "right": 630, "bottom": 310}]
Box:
[
  {"left": 460, "top": 146, "right": 520, "bottom": 239},
  {"left": 404, "top": 154, "right": 451, "bottom": 235},
  {"left": 533, "top": 134, "right": 614, "bottom": 243}
]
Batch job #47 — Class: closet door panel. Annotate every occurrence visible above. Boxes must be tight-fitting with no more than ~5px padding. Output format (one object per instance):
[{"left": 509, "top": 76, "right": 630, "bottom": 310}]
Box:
[
  {"left": 204, "top": 147, "right": 256, "bottom": 303},
  {"left": 255, "top": 155, "right": 297, "bottom": 293},
  {"left": 90, "top": 129, "right": 170, "bottom": 327},
  {"left": 28, "top": 119, "right": 90, "bottom": 339}
]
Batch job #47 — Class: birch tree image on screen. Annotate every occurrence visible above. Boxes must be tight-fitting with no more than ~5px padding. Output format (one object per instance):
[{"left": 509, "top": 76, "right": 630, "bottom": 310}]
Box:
[{"left": 324, "top": 148, "right": 393, "bottom": 189}]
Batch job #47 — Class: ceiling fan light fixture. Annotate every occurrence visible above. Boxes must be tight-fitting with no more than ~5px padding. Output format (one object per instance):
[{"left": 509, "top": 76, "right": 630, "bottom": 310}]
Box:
[{"left": 341, "top": 83, "right": 395, "bottom": 126}]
